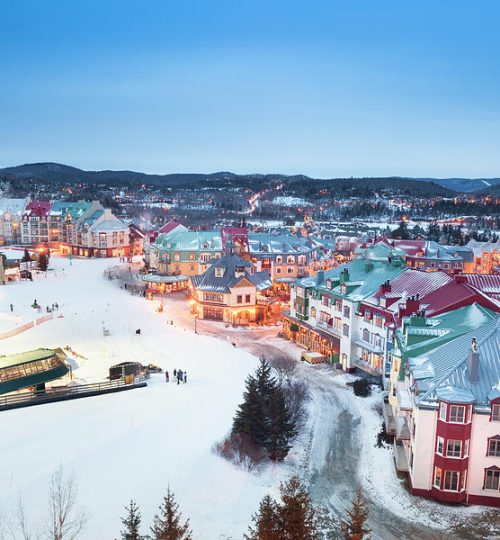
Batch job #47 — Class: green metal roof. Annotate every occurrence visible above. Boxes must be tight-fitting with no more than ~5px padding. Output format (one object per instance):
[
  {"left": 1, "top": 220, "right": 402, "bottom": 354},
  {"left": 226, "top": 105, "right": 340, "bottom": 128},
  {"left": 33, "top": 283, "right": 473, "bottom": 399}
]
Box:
[
  {"left": 396, "top": 303, "right": 498, "bottom": 381},
  {"left": 0, "top": 348, "right": 56, "bottom": 370}
]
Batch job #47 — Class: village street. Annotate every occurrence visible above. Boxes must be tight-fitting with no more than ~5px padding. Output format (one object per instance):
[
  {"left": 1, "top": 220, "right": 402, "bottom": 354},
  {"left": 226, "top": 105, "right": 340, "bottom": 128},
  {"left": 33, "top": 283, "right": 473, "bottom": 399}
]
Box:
[
  {"left": 0, "top": 257, "right": 495, "bottom": 539},
  {"left": 152, "top": 291, "right": 490, "bottom": 540}
]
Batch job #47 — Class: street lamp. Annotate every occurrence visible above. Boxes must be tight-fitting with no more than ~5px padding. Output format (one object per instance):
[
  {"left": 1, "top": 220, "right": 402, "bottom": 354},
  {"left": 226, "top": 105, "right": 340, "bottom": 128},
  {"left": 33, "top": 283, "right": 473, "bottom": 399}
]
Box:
[{"left": 194, "top": 313, "right": 198, "bottom": 334}]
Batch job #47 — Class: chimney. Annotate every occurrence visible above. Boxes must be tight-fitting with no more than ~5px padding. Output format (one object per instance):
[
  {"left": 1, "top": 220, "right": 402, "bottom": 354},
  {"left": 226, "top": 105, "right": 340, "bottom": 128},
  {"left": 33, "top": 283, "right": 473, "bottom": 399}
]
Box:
[
  {"left": 454, "top": 274, "right": 467, "bottom": 284},
  {"left": 405, "top": 295, "right": 421, "bottom": 316},
  {"left": 364, "top": 259, "right": 374, "bottom": 272},
  {"left": 380, "top": 280, "right": 391, "bottom": 294},
  {"left": 468, "top": 338, "right": 480, "bottom": 383},
  {"left": 316, "top": 270, "right": 325, "bottom": 285},
  {"left": 339, "top": 268, "right": 350, "bottom": 284}
]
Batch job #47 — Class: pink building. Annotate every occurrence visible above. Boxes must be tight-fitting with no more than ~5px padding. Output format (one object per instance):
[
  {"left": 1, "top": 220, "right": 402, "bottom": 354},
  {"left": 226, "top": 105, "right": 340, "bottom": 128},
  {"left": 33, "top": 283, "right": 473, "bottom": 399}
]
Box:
[{"left": 398, "top": 317, "right": 500, "bottom": 506}]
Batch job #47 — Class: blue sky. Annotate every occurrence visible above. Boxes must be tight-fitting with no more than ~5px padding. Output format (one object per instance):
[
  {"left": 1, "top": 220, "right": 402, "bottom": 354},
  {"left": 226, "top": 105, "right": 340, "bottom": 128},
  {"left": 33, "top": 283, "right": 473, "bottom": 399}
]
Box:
[{"left": 1, "top": 0, "right": 499, "bottom": 177}]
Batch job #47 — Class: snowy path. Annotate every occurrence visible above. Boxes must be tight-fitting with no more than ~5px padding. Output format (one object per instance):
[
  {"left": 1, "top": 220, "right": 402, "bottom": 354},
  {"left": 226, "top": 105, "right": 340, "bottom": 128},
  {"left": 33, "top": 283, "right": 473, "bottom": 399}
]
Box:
[
  {"left": 218, "top": 332, "right": 487, "bottom": 540},
  {"left": 0, "top": 257, "right": 490, "bottom": 538}
]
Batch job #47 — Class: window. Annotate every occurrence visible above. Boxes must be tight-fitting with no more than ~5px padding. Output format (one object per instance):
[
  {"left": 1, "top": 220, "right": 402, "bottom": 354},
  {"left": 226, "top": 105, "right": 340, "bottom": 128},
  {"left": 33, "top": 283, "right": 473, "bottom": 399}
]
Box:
[
  {"left": 374, "top": 315, "right": 384, "bottom": 328},
  {"left": 215, "top": 267, "right": 225, "bottom": 277},
  {"left": 433, "top": 467, "right": 442, "bottom": 488},
  {"left": 237, "top": 295, "right": 242, "bottom": 304},
  {"left": 484, "top": 468, "right": 500, "bottom": 491},
  {"left": 343, "top": 306, "right": 351, "bottom": 318},
  {"left": 335, "top": 299, "right": 342, "bottom": 312},
  {"left": 287, "top": 256, "right": 295, "bottom": 264},
  {"left": 449, "top": 405, "right": 466, "bottom": 423},
  {"left": 203, "top": 293, "right": 224, "bottom": 303},
  {"left": 439, "top": 402, "right": 447, "bottom": 421},
  {"left": 287, "top": 267, "right": 294, "bottom": 274},
  {"left": 446, "top": 440, "right": 462, "bottom": 458},
  {"left": 245, "top": 294, "right": 251, "bottom": 303},
  {"left": 492, "top": 405, "right": 500, "bottom": 422},
  {"left": 488, "top": 437, "right": 500, "bottom": 457},
  {"left": 436, "top": 437, "right": 444, "bottom": 455},
  {"left": 276, "top": 267, "right": 282, "bottom": 274},
  {"left": 343, "top": 324, "right": 349, "bottom": 337},
  {"left": 363, "top": 328, "right": 370, "bottom": 342},
  {"left": 311, "top": 307, "right": 316, "bottom": 318},
  {"left": 276, "top": 256, "right": 282, "bottom": 264},
  {"left": 443, "top": 471, "right": 459, "bottom": 491},
  {"left": 174, "top": 252, "right": 180, "bottom": 262}
]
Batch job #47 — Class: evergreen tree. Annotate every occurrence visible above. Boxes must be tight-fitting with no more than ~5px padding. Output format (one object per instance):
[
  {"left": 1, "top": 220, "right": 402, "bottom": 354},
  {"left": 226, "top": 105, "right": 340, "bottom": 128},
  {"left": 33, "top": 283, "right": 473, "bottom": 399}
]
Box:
[
  {"left": 150, "top": 487, "right": 192, "bottom": 540},
  {"left": 245, "top": 494, "right": 281, "bottom": 540},
  {"left": 233, "top": 372, "right": 268, "bottom": 447},
  {"left": 277, "top": 475, "right": 320, "bottom": 540},
  {"left": 38, "top": 252, "right": 49, "bottom": 271},
  {"left": 341, "top": 488, "right": 371, "bottom": 540},
  {"left": 233, "top": 358, "right": 297, "bottom": 461},
  {"left": 263, "top": 388, "right": 297, "bottom": 461},
  {"left": 121, "top": 499, "right": 143, "bottom": 540}
]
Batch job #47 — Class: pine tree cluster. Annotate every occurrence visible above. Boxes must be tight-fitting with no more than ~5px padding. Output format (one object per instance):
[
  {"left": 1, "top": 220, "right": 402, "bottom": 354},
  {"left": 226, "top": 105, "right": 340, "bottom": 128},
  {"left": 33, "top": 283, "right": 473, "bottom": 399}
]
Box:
[
  {"left": 120, "top": 488, "right": 192, "bottom": 540},
  {"left": 233, "top": 358, "right": 297, "bottom": 461},
  {"left": 246, "top": 475, "right": 320, "bottom": 540}
]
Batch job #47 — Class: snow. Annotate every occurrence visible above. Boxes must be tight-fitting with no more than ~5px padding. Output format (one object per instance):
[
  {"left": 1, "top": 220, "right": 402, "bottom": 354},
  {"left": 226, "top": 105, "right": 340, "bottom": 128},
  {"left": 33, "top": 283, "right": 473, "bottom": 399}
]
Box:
[
  {"left": 0, "top": 255, "right": 490, "bottom": 538},
  {"left": 0, "top": 255, "right": 285, "bottom": 538}
]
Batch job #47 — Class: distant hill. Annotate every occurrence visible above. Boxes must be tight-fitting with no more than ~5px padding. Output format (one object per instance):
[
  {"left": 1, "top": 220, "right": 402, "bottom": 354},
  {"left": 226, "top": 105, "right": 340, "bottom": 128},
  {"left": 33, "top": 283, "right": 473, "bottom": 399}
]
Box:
[
  {"left": 411, "top": 177, "right": 500, "bottom": 193},
  {"left": 0, "top": 162, "right": 497, "bottom": 195}
]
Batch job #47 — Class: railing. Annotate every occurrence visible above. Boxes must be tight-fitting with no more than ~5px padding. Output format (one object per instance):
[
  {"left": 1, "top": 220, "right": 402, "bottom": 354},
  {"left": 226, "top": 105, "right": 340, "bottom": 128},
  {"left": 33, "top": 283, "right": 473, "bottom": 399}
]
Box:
[
  {"left": 0, "top": 314, "right": 55, "bottom": 340},
  {"left": 0, "top": 377, "right": 147, "bottom": 410},
  {"left": 316, "top": 320, "right": 342, "bottom": 336}
]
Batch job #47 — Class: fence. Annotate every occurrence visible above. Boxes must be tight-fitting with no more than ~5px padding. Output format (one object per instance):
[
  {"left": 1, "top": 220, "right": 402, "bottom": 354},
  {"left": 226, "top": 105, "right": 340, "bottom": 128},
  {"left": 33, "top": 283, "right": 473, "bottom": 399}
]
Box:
[
  {"left": 0, "top": 377, "right": 148, "bottom": 411},
  {"left": 0, "top": 314, "right": 55, "bottom": 340}
]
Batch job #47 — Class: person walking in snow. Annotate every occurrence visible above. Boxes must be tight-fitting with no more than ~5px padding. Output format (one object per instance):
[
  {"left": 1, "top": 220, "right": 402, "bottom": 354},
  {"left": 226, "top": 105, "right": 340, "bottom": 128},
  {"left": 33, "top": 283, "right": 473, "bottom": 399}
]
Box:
[
  {"left": 9, "top": 303, "right": 13, "bottom": 312},
  {"left": 173, "top": 368, "right": 177, "bottom": 379},
  {"left": 183, "top": 371, "right": 187, "bottom": 384},
  {"left": 165, "top": 370, "right": 169, "bottom": 383}
]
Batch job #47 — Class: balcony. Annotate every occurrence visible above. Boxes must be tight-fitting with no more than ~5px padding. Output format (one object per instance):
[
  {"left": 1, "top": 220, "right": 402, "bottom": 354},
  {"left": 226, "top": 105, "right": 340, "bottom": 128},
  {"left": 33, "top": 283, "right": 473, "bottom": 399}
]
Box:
[
  {"left": 395, "top": 415, "right": 411, "bottom": 441},
  {"left": 382, "top": 398, "right": 396, "bottom": 436},
  {"left": 316, "top": 320, "right": 342, "bottom": 337},
  {"left": 393, "top": 440, "right": 409, "bottom": 472},
  {"left": 354, "top": 334, "right": 384, "bottom": 354}
]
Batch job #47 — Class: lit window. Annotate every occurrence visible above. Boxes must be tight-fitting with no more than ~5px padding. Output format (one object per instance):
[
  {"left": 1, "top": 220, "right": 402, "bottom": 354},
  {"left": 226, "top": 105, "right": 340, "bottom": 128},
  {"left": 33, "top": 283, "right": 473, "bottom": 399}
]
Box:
[{"left": 433, "top": 467, "right": 442, "bottom": 488}]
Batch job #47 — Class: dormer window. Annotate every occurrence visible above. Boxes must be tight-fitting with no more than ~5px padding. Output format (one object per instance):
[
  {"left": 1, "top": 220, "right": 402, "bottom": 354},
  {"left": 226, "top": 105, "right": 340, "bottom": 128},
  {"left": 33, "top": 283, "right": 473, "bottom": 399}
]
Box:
[
  {"left": 215, "top": 267, "right": 225, "bottom": 278},
  {"left": 492, "top": 404, "right": 500, "bottom": 422},
  {"left": 326, "top": 278, "right": 332, "bottom": 289}
]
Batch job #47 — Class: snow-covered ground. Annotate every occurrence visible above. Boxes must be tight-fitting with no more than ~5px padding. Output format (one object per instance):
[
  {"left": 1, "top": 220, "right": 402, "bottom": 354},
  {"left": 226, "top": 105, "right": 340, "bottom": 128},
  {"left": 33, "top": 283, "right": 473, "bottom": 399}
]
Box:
[
  {"left": 0, "top": 255, "right": 290, "bottom": 539},
  {"left": 0, "top": 255, "right": 491, "bottom": 539}
]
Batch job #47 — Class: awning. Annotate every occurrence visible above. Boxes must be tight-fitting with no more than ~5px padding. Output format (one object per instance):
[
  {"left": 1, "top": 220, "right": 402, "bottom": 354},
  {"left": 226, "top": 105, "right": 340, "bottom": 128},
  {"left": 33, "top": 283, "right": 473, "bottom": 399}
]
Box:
[{"left": 142, "top": 274, "right": 189, "bottom": 284}]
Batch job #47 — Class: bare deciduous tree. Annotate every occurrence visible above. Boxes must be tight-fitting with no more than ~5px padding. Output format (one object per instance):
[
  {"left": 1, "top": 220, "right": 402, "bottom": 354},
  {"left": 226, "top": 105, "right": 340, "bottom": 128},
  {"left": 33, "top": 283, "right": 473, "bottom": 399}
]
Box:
[
  {"left": 269, "top": 356, "right": 297, "bottom": 384},
  {"left": 45, "top": 468, "right": 87, "bottom": 540}
]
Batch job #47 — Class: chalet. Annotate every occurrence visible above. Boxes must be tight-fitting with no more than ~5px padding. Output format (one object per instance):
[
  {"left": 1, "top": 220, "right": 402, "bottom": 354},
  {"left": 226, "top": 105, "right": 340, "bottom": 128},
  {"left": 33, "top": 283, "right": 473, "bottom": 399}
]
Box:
[{"left": 190, "top": 246, "right": 271, "bottom": 325}]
